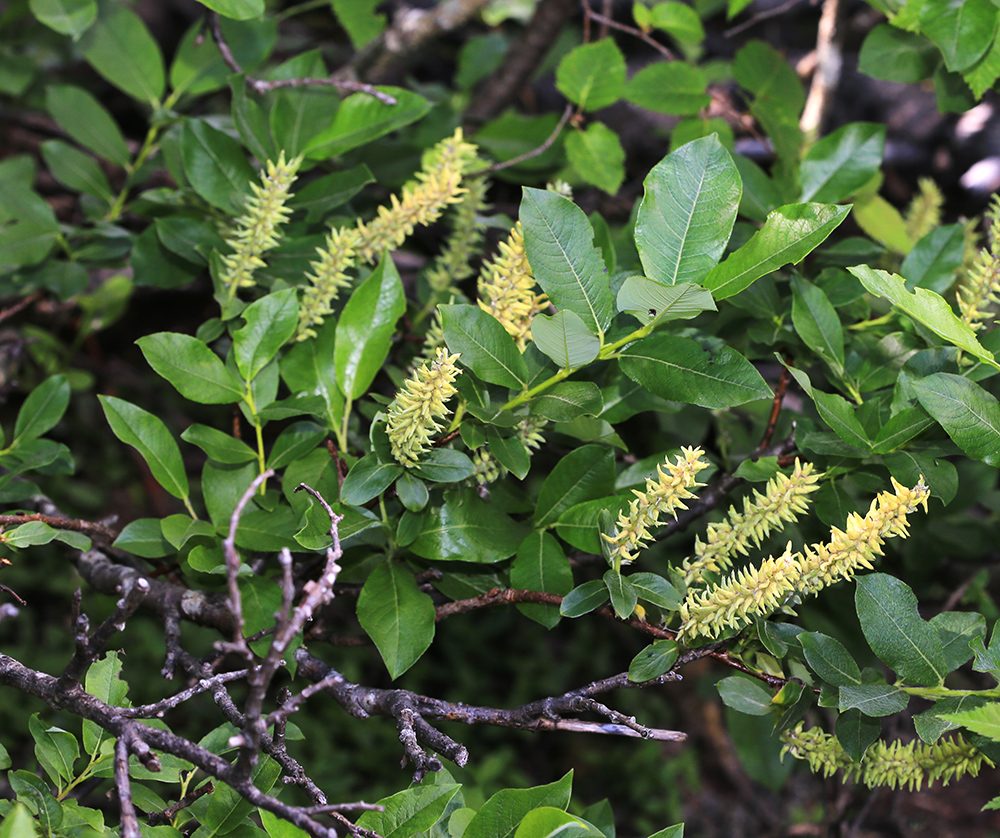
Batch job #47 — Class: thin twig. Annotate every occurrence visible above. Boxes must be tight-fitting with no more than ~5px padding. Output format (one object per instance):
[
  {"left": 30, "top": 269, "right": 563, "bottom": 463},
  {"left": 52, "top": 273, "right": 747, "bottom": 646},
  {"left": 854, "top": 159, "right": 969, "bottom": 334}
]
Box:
[
  {"left": 0, "top": 291, "right": 42, "bottom": 326},
  {"left": 725, "top": 0, "right": 808, "bottom": 38},
  {"left": 473, "top": 105, "right": 575, "bottom": 175},
  {"left": 584, "top": 9, "right": 674, "bottom": 60},
  {"left": 114, "top": 737, "right": 142, "bottom": 838}
]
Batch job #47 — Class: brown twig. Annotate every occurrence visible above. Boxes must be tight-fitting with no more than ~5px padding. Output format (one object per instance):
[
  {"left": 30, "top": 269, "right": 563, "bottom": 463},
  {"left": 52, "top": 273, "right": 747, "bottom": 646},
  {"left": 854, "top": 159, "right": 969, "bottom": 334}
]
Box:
[
  {"left": 0, "top": 291, "right": 42, "bottom": 327},
  {"left": 473, "top": 105, "right": 575, "bottom": 175},
  {"left": 583, "top": 9, "right": 674, "bottom": 60},
  {"left": 0, "top": 512, "right": 118, "bottom": 541},
  {"left": 725, "top": 0, "right": 808, "bottom": 38}
]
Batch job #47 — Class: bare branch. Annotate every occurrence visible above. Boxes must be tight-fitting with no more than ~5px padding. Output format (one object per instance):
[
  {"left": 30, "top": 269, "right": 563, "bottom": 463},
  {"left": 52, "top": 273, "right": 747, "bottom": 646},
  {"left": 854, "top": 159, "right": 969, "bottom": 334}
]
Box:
[{"left": 114, "top": 737, "right": 141, "bottom": 838}]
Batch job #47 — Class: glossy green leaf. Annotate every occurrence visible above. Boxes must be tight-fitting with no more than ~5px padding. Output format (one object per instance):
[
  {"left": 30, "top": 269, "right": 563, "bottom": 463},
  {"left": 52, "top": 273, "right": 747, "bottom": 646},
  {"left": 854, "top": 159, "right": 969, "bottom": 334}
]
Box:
[
  {"left": 180, "top": 119, "right": 256, "bottom": 214},
  {"left": 30, "top": 0, "right": 96, "bottom": 39},
  {"left": 619, "top": 334, "right": 771, "bottom": 408},
  {"left": 304, "top": 87, "right": 431, "bottom": 159},
  {"left": 940, "top": 703, "right": 1000, "bottom": 740},
  {"left": 624, "top": 63, "right": 709, "bottom": 115},
  {"left": 267, "top": 421, "right": 326, "bottom": 470},
  {"left": 635, "top": 135, "right": 741, "bottom": 286},
  {"left": 340, "top": 455, "right": 403, "bottom": 505},
  {"left": 912, "top": 373, "right": 1000, "bottom": 465},
  {"left": 334, "top": 257, "right": 406, "bottom": 399},
  {"left": 932, "top": 610, "right": 986, "bottom": 672},
  {"left": 837, "top": 684, "right": 908, "bottom": 716},
  {"left": 798, "top": 122, "right": 885, "bottom": 203},
  {"left": 98, "top": 396, "right": 189, "bottom": 501},
  {"left": 0, "top": 187, "right": 58, "bottom": 273},
  {"left": 899, "top": 224, "right": 964, "bottom": 293},
  {"left": 717, "top": 675, "right": 772, "bottom": 715},
  {"left": 534, "top": 444, "right": 615, "bottom": 528},
  {"left": 565, "top": 122, "right": 625, "bottom": 194},
  {"left": 356, "top": 783, "right": 462, "bottom": 838},
  {"left": 785, "top": 365, "right": 870, "bottom": 449},
  {"left": 3, "top": 521, "right": 89, "bottom": 552},
  {"left": 616, "top": 278, "right": 716, "bottom": 325},
  {"left": 83, "top": 653, "right": 127, "bottom": 756},
  {"left": 858, "top": 25, "right": 940, "bottom": 84},
  {"left": 835, "top": 709, "right": 880, "bottom": 763},
  {"left": 196, "top": 0, "right": 264, "bottom": 20},
  {"left": 791, "top": 276, "right": 844, "bottom": 372},
  {"left": 410, "top": 449, "right": 476, "bottom": 483},
  {"left": 12, "top": 375, "right": 69, "bottom": 446},
  {"left": 629, "top": 572, "right": 681, "bottom": 610},
  {"left": 233, "top": 288, "right": 299, "bottom": 382},
  {"left": 29, "top": 715, "right": 79, "bottom": 785},
  {"left": 40, "top": 140, "right": 112, "bottom": 203},
  {"left": 628, "top": 639, "right": 680, "bottom": 682},
  {"left": 648, "top": 1, "right": 705, "bottom": 42},
  {"left": 511, "top": 531, "right": 573, "bottom": 628},
  {"left": 920, "top": 0, "right": 998, "bottom": 71},
  {"left": 555, "top": 496, "right": 629, "bottom": 553},
  {"left": 138, "top": 332, "right": 243, "bottom": 403},
  {"left": 871, "top": 407, "right": 933, "bottom": 454},
  {"left": 530, "top": 310, "right": 601, "bottom": 369},
  {"left": 81, "top": 2, "right": 165, "bottom": 104},
  {"left": 560, "top": 579, "right": 610, "bottom": 617},
  {"left": 112, "top": 518, "right": 173, "bottom": 558},
  {"left": 514, "top": 808, "right": 597, "bottom": 838},
  {"left": 488, "top": 429, "right": 531, "bottom": 479},
  {"left": 704, "top": 203, "right": 850, "bottom": 299},
  {"left": 464, "top": 771, "right": 573, "bottom": 838},
  {"left": 46, "top": 86, "right": 128, "bottom": 166},
  {"left": 530, "top": 381, "right": 603, "bottom": 422},
  {"left": 604, "top": 569, "right": 638, "bottom": 619},
  {"left": 410, "top": 490, "right": 526, "bottom": 563},
  {"left": 856, "top": 573, "right": 947, "bottom": 685},
  {"left": 521, "top": 188, "right": 614, "bottom": 336},
  {"left": 441, "top": 304, "right": 528, "bottom": 387},
  {"left": 798, "top": 632, "right": 862, "bottom": 687},
  {"left": 279, "top": 317, "right": 345, "bottom": 430},
  {"left": 204, "top": 756, "right": 281, "bottom": 833},
  {"left": 555, "top": 39, "right": 625, "bottom": 111},
  {"left": 181, "top": 424, "right": 256, "bottom": 464},
  {"left": 330, "top": 0, "right": 386, "bottom": 49},
  {"left": 357, "top": 561, "right": 435, "bottom": 679}
]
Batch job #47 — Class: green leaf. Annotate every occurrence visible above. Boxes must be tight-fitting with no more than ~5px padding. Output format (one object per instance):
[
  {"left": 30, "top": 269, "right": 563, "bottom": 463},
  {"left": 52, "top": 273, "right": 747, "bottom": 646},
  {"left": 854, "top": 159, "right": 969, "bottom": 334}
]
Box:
[
  {"left": 3, "top": 521, "right": 89, "bottom": 552},
  {"left": 334, "top": 257, "right": 406, "bottom": 399},
  {"left": 182, "top": 424, "right": 256, "bottom": 463},
  {"left": 858, "top": 25, "right": 940, "bottom": 84},
  {"left": 441, "top": 304, "right": 528, "bottom": 388},
  {"left": 624, "top": 62, "right": 710, "bottom": 115},
  {"left": 628, "top": 639, "right": 680, "bottom": 682},
  {"left": 619, "top": 334, "right": 771, "bottom": 408},
  {"left": 520, "top": 188, "right": 614, "bottom": 336},
  {"left": 112, "top": 518, "right": 173, "bottom": 558},
  {"left": 83, "top": 653, "right": 127, "bottom": 756},
  {"left": 647, "top": 826, "right": 684, "bottom": 838},
  {"left": 555, "top": 496, "right": 629, "bottom": 554},
  {"left": 340, "top": 455, "right": 403, "bottom": 505},
  {"left": 616, "top": 278, "right": 716, "bottom": 325},
  {"left": 279, "top": 316, "right": 345, "bottom": 430},
  {"left": 940, "top": 703, "right": 1000, "bottom": 741},
  {"left": 29, "top": 715, "right": 79, "bottom": 785},
  {"left": 180, "top": 119, "right": 256, "bottom": 214},
  {"left": 717, "top": 675, "right": 772, "bottom": 715},
  {"left": 635, "top": 135, "right": 741, "bottom": 286},
  {"left": 565, "top": 123, "right": 625, "bottom": 194},
  {"left": 786, "top": 363, "right": 870, "bottom": 449},
  {"left": 488, "top": 429, "right": 531, "bottom": 480},
  {"left": 29, "top": 0, "right": 96, "bottom": 39},
  {"left": 932, "top": 610, "right": 986, "bottom": 672},
  {"left": 704, "top": 203, "right": 850, "bottom": 300},
  {"left": 464, "top": 771, "right": 573, "bottom": 838},
  {"left": 560, "top": 579, "right": 610, "bottom": 617},
  {"left": 899, "top": 224, "right": 964, "bottom": 293},
  {"left": 534, "top": 444, "right": 615, "bottom": 528},
  {"left": 798, "top": 632, "right": 862, "bottom": 687},
  {"left": 357, "top": 561, "right": 436, "bottom": 679},
  {"left": 356, "top": 783, "right": 462, "bottom": 838},
  {"left": 531, "top": 382, "right": 603, "bottom": 422},
  {"left": 912, "top": 373, "right": 1000, "bottom": 465},
  {"left": 138, "top": 333, "right": 243, "bottom": 404},
  {"left": 98, "top": 396, "right": 189, "bottom": 501},
  {"left": 80, "top": 2, "right": 165, "bottom": 104},
  {"left": 514, "top": 808, "right": 598, "bottom": 838},
  {"left": 0, "top": 187, "right": 59, "bottom": 273},
  {"left": 47, "top": 86, "right": 131, "bottom": 168},
  {"left": 837, "top": 684, "right": 909, "bottom": 716},
  {"left": 798, "top": 123, "right": 885, "bottom": 203},
  {"left": 511, "top": 531, "right": 573, "bottom": 628},
  {"left": 304, "top": 87, "right": 431, "bottom": 159},
  {"left": 410, "top": 449, "right": 476, "bottom": 483},
  {"left": 604, "top": 569, "right": 638, "bottom": 619},
  {"left": 410, "top": 490, "right": 527, "bottom": 563},
  {"left": 920, "top": 0, "right": 999, "bottom": 72},
  {"left": 835, "top": 709, "right": 880, "bottom": 762},
  {"left": 204, "top": 756, "right": 281, "bottom": 833},
  {"left": 195, "top": 0, "right": 264, "bottom": 20},
  {"left": 648, "top": 1, "right": 705, "bottom": 42},
  {"left": 330, "top": 0, "right": 386, "bottom": 49},
  {"left": 555, "top": 39, "right": 626, "bottom": 111},
  {"left": 530, "top": 310, "right": 601, "bottom": 369},
  {"left": 39, "top": 139, "right": 113, "bottom": 203},
  {"left": 12, "top": 375, "right": 69, "bottom": 446},
  {"left": 856, "top": 574, "right": 948, "bottom": 685},
  {"left": 267, "top": 421, "right": 326, "bottom": 470},
  {"left": 629, "top": 572, "right": 681, "bottom": 610},
  {"left": 871, "top": 408, "right": 934, "bottom": 454},
  {"left": 790, "top": 276, "right": 844, "bottom": 372},
  {"left": 232, "top": 288, "right": 299, "bottom": 383}
]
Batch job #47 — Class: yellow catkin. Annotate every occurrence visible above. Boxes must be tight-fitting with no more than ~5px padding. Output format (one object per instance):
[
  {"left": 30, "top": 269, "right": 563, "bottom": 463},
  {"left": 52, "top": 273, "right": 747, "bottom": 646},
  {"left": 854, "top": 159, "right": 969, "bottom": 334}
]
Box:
[
  {"left": 602, "top": 448, "right": 710, "bottom": 568},
  {"left": 386, "top": 348, "right": 462, "bottom": 466},
  {"left": 426, "top": 174, "right": 489, "bottom": 294},
  {"left": 781, "top": 724, "right": 993, "bottom": 791},
  {"left": 680, "top": 477, "right": 930, "bottom": 639},
  {"left": 904, "top": 177, "right": 944, "bottom": 242},
  {"left": 684, "top": 460, "right": 822, "bottom": 584},
  {"left": 477, "top": 222, "right": 548, "bottom": 351},
  {"left": 221, "top": 152, "right": 301, "bottom": 295},
  {"left": 958, "top": 194, "right": 1000, "bottom": 330}
]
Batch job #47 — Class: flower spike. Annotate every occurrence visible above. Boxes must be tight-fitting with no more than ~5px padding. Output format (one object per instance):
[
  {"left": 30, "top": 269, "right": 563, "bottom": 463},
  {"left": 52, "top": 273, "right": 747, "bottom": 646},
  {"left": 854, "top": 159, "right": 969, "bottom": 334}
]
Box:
[{"left": 387, "top": 348, "right": 462, "bottom": 466}]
